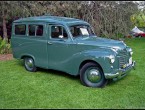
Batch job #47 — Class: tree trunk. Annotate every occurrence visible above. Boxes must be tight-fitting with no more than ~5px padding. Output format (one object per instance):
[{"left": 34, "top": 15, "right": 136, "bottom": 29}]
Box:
[
  {"left": 2, "top": 2, "right": 8, "bottom": 42},
  {"left": 2, "top": 15, "right": 8, "bottom": 41}
]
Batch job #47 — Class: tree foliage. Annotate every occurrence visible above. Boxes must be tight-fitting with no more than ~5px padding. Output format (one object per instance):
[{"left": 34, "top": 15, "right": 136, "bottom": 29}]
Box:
[{"left": 0, "top": 1, "right": 143, "bottom": 41}]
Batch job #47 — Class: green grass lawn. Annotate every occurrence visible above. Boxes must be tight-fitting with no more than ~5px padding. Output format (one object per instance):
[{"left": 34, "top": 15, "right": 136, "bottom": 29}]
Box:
[{"left": 0, "top": 38, "right": 145, "bottom": 109}]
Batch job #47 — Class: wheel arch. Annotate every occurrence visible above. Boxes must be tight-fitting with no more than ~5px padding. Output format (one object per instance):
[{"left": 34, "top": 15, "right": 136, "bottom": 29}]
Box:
[
  {"left": 79, "top": 60, "right": 104, "bottom": 74},
  {"left": 21, "top": 55, "right": 35, "bottom": 62}
]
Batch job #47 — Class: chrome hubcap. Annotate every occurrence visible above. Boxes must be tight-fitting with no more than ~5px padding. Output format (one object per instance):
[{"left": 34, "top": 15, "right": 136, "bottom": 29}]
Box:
[
  {"left": 25, "top": 58, "right": 34, "bottom": 69},
  {"left": 87, "top": 69, "right": 101, "bottom": 83}
]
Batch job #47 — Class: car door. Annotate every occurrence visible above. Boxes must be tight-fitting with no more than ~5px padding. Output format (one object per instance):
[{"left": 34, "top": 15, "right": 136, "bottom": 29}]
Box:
[{"left": 47, "top": 24, "right": 74, "bottom": 71}]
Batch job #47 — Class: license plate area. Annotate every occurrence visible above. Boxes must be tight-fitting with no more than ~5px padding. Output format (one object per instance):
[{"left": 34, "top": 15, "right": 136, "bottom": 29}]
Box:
[{"left": 122, "top": 57, "right": 132, "bottom": 68}]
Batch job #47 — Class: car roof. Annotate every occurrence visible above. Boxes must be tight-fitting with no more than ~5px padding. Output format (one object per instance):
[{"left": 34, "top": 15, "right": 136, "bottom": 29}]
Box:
[{"left": 13, "top": 15, "right": 89, "bottom": 25}]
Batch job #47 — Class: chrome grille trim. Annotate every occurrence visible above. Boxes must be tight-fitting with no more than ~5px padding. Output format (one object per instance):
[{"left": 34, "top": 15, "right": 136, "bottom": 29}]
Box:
[{"left": 118, "top": 49, "right": 128, "bottom": 68}]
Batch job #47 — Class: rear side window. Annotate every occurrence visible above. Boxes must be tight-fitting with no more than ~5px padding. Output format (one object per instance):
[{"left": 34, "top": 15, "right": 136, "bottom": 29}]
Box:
[
  {"left": 15, "top": 24, "right": 26, "bottom": 35},
  {"left": 29, "top": 25, "right": 43, "bottom": 36}
]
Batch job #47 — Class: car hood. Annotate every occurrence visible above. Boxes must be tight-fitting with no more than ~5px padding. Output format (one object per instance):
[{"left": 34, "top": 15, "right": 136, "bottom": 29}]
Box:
[{"left": 74, "top": 36, "right": 127, "bottom": 50}]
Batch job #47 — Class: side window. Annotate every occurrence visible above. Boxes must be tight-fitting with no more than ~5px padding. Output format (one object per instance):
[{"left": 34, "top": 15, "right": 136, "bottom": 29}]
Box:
[
  {"left": 51, "top": 25, "right": 68, "bottom": 39},
  {"left": 15, "top": 24, "right": 26, "bottom": 35},
  {"left": 36, "top": 25, "right": 43, "bottom": 36},
  {"left": 29, "top": 25, "right": 35, "bottom": 36},
  {"left": 28, "top": 25, "right": 43, "bottom": 36}
]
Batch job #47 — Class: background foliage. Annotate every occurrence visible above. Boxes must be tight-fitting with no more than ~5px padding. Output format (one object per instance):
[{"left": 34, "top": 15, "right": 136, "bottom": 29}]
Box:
[{"left": 0, "top": 1, "right": 145, "bottom": 54}]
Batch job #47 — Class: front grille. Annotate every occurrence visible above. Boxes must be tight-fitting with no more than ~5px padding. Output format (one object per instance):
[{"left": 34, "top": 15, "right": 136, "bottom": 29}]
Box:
[{"left": 118, "top": 49, "right": 128, "bottom": 68}]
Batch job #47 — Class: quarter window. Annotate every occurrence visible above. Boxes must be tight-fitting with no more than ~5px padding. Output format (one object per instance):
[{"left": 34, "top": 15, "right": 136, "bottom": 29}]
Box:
[
  {"left": 15, "top": 24, "right": 26, "bottom": 35},
  {"left": 29, "top": 25, "right": 43, "bottom": 36}
]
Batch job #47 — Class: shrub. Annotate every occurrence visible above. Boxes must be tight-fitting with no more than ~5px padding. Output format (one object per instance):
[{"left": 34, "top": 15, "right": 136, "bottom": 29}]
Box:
[
  {"left": 0, "top": 38, "right": 12, "bottom": 54},
  {"left": 115, "top": 33, "right": 124, "bottom": 39}
]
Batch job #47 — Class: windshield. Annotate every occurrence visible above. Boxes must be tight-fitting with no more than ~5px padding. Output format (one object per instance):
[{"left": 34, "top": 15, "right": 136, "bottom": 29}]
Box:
[{"left": 69, "top": 24, "right": 95, "bottom": 38}]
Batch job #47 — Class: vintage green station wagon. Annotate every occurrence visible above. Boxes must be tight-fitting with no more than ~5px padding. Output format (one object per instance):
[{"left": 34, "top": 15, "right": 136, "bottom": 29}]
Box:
[{"left": 11, "top": 15, "right": 136, "bottom": 88}]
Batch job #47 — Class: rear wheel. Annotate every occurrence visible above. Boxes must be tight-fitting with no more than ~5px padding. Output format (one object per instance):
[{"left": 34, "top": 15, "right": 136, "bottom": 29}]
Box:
[
  {"left": 80, "top": 62, "right": 108, "bottom": 88},
  {"left": 24, "top": 57, "right": 37, "bottom": 72}
]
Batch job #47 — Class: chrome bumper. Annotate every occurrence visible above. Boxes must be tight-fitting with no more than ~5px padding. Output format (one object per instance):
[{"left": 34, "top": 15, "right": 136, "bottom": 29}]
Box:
[{"left": 105, "top": 61, "right": 136, "bottom": 79}]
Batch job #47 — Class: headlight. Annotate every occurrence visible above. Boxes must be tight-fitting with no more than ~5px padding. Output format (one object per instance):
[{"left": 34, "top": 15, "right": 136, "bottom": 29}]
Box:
[
  {"left": 130, "top": 51, "right": 133, "bottom": 55},
  {"left": 128, "top": 48, "right": 133, "bottom": 56},
  {"left": 109, "top": 55, "right": 115, "bottom": 63}
]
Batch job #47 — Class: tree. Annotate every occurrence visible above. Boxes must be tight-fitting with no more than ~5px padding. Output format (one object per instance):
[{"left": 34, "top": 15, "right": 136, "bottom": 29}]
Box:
[
  {"left": 0, "top": 1, "right": 141, "bottom": 41},
  {"left": 0, "top": 1, "right": 27, "bottom": 41}
]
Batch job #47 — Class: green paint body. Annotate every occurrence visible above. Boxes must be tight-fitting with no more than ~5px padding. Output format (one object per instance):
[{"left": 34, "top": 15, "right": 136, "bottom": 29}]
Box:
[{"left": 11, "top": 16, "right": 135, "bottom": 79}]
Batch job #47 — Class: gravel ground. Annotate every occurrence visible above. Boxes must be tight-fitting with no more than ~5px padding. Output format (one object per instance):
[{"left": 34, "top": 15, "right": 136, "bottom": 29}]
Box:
[{"left": 0, "top": 54, "right": 13, "bottom": 61}]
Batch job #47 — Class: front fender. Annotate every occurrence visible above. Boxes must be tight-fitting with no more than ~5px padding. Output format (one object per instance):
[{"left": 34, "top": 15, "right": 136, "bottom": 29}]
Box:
[
  {"left": 66, "top": 48, "right": 116, "bottom": 75},
  {"left": 80, "top": 49, "right": 115, "bottom": 73}
]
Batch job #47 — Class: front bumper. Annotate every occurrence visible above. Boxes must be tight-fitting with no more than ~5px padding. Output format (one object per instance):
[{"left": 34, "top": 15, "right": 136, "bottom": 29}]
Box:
[{"left": 105, "top": 61, "right": 136, "bottom": 80}]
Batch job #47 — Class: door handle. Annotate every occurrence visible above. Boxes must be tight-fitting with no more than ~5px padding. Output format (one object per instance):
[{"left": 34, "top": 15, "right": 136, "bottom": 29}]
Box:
[{"left": 47, "top": 42, "right": 52, "bottom": 45}]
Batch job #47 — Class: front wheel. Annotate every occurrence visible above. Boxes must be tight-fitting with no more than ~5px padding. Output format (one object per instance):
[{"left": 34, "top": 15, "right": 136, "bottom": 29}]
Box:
[
  {"left": 80, "top": 62, "right": 108, "bottom": 88},
  {"left": 24, "top": 57, "right": 37, "bottom": 72}
]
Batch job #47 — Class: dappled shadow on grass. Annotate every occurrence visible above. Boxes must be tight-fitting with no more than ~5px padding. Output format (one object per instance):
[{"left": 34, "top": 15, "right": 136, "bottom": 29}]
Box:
[
  {"left": 106, "top": 79, "right": 121, "bottom": 87},
  {"left": 16, "top": 60, "right": 80, "bottom": 84},
  {"left": 38, "top": 67, "right": 80, "bottom": 80},
  {"left": 17, "top": 59, "right": 24, "bottom": 66},
  {"left": 107, "top": 75, "right": 130, "bottom": 87}
]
